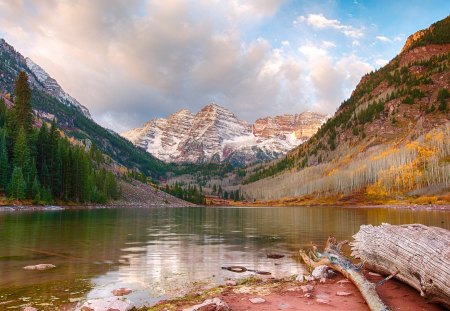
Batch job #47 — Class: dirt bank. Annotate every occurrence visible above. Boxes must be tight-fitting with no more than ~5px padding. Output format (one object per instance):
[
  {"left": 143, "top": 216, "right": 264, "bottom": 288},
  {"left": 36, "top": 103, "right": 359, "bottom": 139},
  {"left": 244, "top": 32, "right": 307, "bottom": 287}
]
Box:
[{"left": 149, "top": 272, "right": 445, "bottom": 311}]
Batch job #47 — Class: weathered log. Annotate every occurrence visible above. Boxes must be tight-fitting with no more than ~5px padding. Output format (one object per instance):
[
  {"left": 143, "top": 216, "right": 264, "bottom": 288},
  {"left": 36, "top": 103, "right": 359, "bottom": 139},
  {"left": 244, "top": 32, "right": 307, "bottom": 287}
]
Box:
[
  {"left": 351, "top": 223, "right": 450, "bottom": 309},
  {"left": 299, "top": 237, "right": 389, "bottom": 311}
]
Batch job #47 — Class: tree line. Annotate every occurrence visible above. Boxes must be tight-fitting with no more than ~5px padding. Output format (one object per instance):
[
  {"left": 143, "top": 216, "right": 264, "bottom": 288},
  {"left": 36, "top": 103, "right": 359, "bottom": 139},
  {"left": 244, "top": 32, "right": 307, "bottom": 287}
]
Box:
[
  {"left": 164, "top": 182, "right": 206, "bottom": 204},
  {"left": 0, "top": 71, "right": 120, "bottom": 204}
]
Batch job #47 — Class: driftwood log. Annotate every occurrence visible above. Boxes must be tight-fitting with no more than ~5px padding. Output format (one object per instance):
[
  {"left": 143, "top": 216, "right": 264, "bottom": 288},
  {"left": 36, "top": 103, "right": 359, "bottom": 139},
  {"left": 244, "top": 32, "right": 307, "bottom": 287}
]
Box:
[
  {"left": 351, "top": 223, "right": 450, "bottom": 309},
  {"left": 299, "top": 237, "right": 389, "bottom": 311}
]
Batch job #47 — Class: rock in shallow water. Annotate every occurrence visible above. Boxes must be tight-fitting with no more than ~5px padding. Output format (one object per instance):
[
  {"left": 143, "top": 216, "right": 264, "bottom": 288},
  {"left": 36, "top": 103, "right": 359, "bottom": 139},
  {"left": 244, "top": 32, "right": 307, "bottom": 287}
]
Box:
[
  {"left": 23, "top": 264, "right": 56, "bottom": 270},
  {"left": 111, "top": 288, "right": 132, "bottom": 296}
]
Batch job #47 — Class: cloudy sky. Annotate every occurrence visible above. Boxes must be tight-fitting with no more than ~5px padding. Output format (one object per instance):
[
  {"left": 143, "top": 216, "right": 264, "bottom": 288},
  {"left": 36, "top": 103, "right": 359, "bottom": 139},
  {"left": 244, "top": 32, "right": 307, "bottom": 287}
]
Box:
[{"left": 0, "top": 0, "right": 449, "bottom": 132}]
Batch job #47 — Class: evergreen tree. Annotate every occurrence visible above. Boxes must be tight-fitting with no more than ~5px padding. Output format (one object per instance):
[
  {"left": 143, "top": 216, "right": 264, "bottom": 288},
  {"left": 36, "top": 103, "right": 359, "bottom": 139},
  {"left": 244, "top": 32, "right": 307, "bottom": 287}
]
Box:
[
  {"left": 9, "top": 166, "right": 26, "bottom": 200},
  {"left": 4, "top": 107, "right": 18, "bottom": 142},
  {"left": 13, "top": 127, "right": 31, "bottom": 185},
  {"left": 0, "top": 98, "right": 6, "bottom": 128},
  {"left": 36, "top": 123, "right": 49, "bottom": 186},
  {"left": 31, "top": 176, "right": 41, "bottom": 202},
  {"left": 13, "top": 71, "right": 33, "bottom": 133},
  {"left": 0, "top": 130, "right": 9, "bottom": 191}
]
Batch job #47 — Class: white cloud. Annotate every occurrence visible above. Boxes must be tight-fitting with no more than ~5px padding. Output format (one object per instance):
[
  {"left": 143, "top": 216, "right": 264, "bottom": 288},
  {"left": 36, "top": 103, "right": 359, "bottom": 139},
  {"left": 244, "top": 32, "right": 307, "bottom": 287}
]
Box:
[
  {"left": 298, "top": 44, "right": 328, "bottom": 57},
  {"left": 299, "top": 44, "right": 372, "bottom": 113},
  {"left": 0, "top": 1, "right": 373, "bottom": 132},
  {"left": 376, "top": 35, "right": 391, "bottom": 42},
  {"left": 322, "top": 40, "right": 336, "bottom": 48},
  {"left": 295, "top": 13, "right": 364, "bottom": 38}
]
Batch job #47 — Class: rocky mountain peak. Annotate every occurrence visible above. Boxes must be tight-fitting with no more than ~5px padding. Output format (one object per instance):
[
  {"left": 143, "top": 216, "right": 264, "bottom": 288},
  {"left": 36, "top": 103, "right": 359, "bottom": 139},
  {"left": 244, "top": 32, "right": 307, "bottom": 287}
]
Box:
[
  {"left": 122, "top": 104, "right": 328, "bottom": 165},
  {"left": 400, "top": 15, "right": 450, "bottom": 53}
]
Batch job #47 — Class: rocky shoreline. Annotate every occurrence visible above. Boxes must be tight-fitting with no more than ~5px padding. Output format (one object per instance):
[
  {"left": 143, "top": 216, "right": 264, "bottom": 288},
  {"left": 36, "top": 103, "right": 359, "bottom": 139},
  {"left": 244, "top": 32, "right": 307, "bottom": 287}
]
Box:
[
  {"left": 1, "top": 203, "right": 449, "bottom": 213},
  {"left": 142, "top": 269, "right": 444, "bottom": 311},
  {"left": 61, "top": 266, "right": 444, "bottom": 311}
]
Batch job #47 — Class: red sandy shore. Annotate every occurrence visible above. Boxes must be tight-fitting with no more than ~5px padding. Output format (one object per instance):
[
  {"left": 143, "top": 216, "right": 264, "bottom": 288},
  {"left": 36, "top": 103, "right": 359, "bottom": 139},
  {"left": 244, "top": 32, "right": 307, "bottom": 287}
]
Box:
[{"left": 158, "top": 273, "right": 445, "bottom": 311}]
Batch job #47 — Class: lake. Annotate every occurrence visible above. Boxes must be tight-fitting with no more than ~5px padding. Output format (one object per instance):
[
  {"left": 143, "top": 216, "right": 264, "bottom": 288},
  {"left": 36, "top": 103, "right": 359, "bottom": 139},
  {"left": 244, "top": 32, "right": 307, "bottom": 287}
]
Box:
[{"left": 0, "top": 206, "right": 448, "bottom": 309}]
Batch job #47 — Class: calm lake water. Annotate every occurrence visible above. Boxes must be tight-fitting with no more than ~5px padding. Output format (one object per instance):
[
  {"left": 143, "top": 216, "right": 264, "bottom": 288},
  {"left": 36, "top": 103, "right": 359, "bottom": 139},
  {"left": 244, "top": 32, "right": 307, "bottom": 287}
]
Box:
[{"left": 0, "top": 206, "right": 448, "bottom": 309}]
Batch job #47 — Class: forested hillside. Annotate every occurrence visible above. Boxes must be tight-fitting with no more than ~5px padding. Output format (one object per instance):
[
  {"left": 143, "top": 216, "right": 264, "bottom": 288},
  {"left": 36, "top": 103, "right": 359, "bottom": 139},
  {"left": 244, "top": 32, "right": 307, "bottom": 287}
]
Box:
[
  {"left": 0, "top": 72, "right": 120, "bottom": 204},
  {"left": 242, "top": 16, "right": 450, "bottom": 203}
]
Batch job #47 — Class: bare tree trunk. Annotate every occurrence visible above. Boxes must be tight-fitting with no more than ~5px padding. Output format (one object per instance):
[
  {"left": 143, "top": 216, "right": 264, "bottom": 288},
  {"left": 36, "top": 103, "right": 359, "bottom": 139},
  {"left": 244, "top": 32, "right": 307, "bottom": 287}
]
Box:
[
  {"left": 299, "top": 237, "right": 389, "bottom": 311},
  {"left": 351, "top": 224, "right": 450, "bottom": 309}
]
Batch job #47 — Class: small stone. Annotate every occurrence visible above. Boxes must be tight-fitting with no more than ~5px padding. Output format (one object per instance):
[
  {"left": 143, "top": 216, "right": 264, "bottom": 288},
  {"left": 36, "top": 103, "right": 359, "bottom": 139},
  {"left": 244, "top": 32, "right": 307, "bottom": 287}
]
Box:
[
  {"left": 336, "top": 291, "right": 352, "bottom": 296},
  {"left": 300, "top": 284, "right": 314, "bottom": 293},
  {"left": 23, "top": 264, "right": 56, "bottom": 271},
  {"left": 337, "top": 279, "right": 350, "bottom": 284},
  {"left": 183, "top": 298, "right": 230, "bottom": 311},
  {"left": 22, "top": 307, "right": 38, "bottom": 311},
  {"left": 68, "top": 297, "right": 83, "bottom": 303},
  {"left": 368, "top": 272, "right": 382, "bottom": 277},
  {"left": 225, "top": 280, "right": 237, "bottom": 286},
  {"left": 305, "top": 275, "right": 315, "bottom": 282},
  {"left": 316, "top": 298, "right": 329, "bottom": 304},
  {"left": 304, "top": 293, "right": 312, "bottom": 298},
  {"left": 319, "top": 277, "right": 326, "bottom": 283},
  {"left": 295, "top": 273, "right": 304, "bottom": 282},
  {"left": 277, "top": 302, "right": 290, "bottom": 309},
  {"left": 112, "top": 288, "right": 132, "bottom": 296},
  {"left": 79, "top": 297, "right": 134, "bottom": 311},
  {"left": 249, "top": 297, "right": 266, "bottom": 304},
  {"left": 312, "top": 265, "right": 333, "bottom": 280}
]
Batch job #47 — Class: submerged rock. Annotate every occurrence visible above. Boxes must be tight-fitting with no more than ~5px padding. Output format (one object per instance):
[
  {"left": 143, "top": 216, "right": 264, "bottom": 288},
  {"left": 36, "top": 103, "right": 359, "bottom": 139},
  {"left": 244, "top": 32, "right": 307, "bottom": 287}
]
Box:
[
  {"left": 182, "top": 297, "right": 230, "bottom": 311},
  {"left": 23, "top": 264, "right": 56, "bottom": 271},
  {"left": 112, "top": 288, "right": 132, "bottom": 296}
]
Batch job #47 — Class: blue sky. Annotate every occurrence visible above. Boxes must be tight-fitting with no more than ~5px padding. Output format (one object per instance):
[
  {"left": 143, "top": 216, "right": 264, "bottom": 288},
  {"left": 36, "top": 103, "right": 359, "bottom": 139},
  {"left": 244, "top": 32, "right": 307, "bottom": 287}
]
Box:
[{"left": 0, "top": 0, "right": 449, "bottom": 132}]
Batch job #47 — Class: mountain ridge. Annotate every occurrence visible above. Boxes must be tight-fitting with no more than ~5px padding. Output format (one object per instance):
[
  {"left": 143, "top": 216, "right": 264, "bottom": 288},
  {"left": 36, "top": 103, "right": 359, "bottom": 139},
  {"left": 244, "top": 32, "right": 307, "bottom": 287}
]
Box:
[
  {"left": 240, "top": 16, "right": 450, "bottom": 202},
  {"left": 122, "top": 103, "right": 328, "bottom": 165},
  {"left": 0, "top": 38, "right": 91, "bottom": 118}
]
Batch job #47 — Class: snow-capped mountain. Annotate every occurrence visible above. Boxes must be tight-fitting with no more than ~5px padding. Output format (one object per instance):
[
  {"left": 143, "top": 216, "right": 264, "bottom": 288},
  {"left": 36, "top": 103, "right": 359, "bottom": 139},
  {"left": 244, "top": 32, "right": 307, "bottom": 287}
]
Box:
[
  {"left": 122, "top": 103, "right": 328, "bottom": 165},
  {"left": 0, "top": 39, "right": 91, "bottom": 118},
  {"left": 25, "top": 58, "right": 91, "bottom": 118}
]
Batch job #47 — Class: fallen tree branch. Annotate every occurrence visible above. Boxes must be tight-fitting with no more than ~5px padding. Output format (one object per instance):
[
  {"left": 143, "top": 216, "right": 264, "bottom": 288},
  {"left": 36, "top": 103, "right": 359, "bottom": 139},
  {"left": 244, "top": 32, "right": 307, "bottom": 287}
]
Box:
[
  {"left": 299, "top": 237, "right": 389, "bottom": 311},
  {"left": 351, "top": 223, "right": 450, "bottom": 309},
  {"left": 376, "top": 270, "right": 399, "bottom": 287}
]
